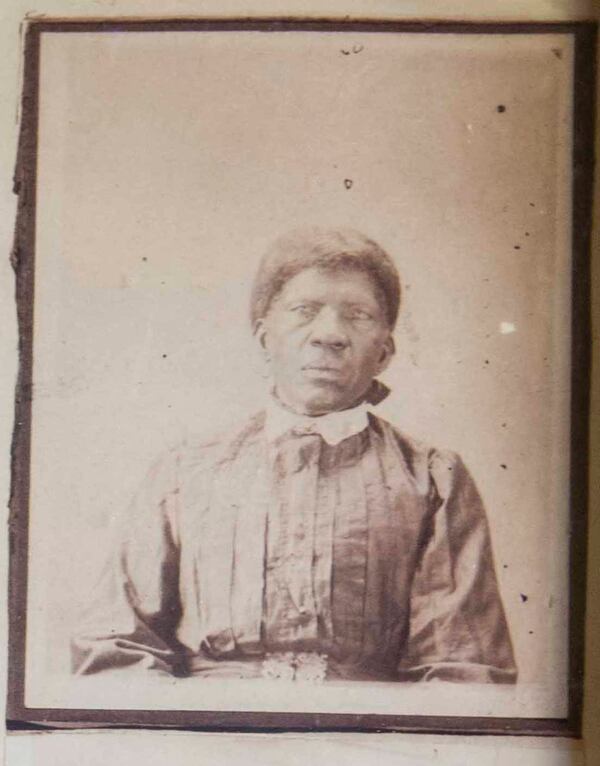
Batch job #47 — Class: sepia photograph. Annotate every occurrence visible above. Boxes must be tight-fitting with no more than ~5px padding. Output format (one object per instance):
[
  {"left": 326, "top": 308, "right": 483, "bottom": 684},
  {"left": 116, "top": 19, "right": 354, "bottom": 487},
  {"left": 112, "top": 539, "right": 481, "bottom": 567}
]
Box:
[{"left": 7, "top": 19, "right": 595, "bottom": 733}]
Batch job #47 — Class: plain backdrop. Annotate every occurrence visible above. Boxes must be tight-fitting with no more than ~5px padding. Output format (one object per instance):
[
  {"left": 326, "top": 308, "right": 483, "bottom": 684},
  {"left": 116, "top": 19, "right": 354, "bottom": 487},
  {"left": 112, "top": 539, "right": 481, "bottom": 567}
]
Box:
[
  {"left": 2, "top": 0, "right": 600, "bottom": 764},
  {"left": 20, "top": 27, "right": 576, "bottom": 718}
]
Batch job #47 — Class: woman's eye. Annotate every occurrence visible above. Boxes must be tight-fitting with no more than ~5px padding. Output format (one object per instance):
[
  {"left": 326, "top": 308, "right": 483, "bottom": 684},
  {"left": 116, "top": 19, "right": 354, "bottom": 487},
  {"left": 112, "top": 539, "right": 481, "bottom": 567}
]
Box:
[
  {"left": 290, "top": 304, "right": 317, "bottom": 317},
  {"left": 347, "top": 309, "right": 373, "bottom": 322}
]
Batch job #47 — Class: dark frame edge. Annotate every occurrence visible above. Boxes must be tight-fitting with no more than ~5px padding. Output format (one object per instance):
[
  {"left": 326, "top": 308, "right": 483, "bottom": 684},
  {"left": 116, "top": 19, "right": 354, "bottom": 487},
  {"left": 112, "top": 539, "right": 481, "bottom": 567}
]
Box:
[
  {"left": 5, "top": 18, "right": 597, "bottom": 737},
  {"left": 567, "top": 21, "right": 597, "bottom": 738},
  {"left": 4, "top": 710, "right": 576, "bottom": 737},
  {"left": 6, "top": 21, "right": 40, "bottom": 723},
  {"left": 19, "top": 18, "right": 600, "bottom": 35}
]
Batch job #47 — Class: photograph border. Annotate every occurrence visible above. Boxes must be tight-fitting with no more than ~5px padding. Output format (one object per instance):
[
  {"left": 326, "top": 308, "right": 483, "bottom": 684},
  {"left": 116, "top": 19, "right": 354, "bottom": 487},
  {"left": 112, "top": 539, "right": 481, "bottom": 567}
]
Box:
[{"left": 6, "top": 17, "right": 597, "bottom": 736}]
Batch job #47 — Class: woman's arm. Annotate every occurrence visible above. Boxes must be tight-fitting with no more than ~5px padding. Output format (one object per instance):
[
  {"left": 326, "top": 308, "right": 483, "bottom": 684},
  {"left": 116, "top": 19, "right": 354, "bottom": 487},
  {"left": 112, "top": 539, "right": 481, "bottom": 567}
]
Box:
[
  {"left": 71, "top": 447, "right": 186, "bottom": 677},
  {"left": 398, "top": 449, "right": 517, "bottom": 683}
]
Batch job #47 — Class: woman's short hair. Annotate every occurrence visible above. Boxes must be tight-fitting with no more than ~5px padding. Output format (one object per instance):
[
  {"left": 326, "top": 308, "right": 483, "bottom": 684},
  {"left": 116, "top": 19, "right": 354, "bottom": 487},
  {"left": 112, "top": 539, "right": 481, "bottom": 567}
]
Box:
[{"left": 250, "top": 226, "right": 401, "bottom": 330}]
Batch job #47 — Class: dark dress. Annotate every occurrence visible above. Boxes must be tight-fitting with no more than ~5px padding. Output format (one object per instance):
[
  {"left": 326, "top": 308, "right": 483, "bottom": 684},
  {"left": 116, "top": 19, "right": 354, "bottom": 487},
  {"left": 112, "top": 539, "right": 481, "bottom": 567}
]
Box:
[{"left": 72, "top": 411, "right": 517, "bottom": 683}]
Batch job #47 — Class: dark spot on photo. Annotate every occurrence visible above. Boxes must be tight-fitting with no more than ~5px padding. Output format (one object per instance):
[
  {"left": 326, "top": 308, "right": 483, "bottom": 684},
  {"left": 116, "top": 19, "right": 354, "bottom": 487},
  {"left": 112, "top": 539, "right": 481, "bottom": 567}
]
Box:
[
  {"left": 496, "top": 104, "right": 506, "bottom": 113},
  {"left": 340, "top": 49, "right": 350, "bottom": 56},
  {"left": 500, "top": 464, "right": 507, "bottom": 470},
  {"left": 520, "top": 593, "right": 529, "bottom": 603},
  {"left": 142, "top": 257, "right": 148, "bottom": 262},
  {"left": 525, "top": 232, "right": 530, "bottom": 236},
  {"left": 484, "top": 359, "right": 490, "bottom": 365},
  {"left": 551, "top": 48, "right": 563, "bottom": 60},
  {"left": 514, "top": 245, "right": 521, "bottom": 250},
  {"left": 352, "top": 44, "right": 364, "bottom": 54},
  {"left": 162, "top": 354, "right": 167, "bottom": 359},
  {"left": 529, "top": 202, "right": 535, "bottom": 207},
  {"left": 344, "top": 179, "right": 353, "bottom": 190}
]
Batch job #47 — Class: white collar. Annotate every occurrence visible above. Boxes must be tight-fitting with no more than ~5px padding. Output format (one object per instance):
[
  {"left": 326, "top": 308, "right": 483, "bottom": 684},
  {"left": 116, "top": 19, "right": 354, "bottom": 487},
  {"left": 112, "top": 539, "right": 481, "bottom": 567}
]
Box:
[{"left": 264, "top": 397, "right": 371, "bottom": 446}]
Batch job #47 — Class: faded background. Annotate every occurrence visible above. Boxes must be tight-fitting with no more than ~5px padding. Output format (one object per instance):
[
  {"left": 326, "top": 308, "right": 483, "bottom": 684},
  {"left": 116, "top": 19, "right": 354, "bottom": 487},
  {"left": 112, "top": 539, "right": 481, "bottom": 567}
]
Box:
[
  {"left": 1, "top": 1, "right": 599, "bottom": 762},
  {"left": 22, "top": 28, "right": 575, "bottom": 718}
]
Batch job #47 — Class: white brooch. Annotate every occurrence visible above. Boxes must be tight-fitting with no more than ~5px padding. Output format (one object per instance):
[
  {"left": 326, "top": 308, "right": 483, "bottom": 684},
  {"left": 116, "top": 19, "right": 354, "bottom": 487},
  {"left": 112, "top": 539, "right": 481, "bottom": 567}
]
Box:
[
  {"left": 294, "top": 652, "right": 328, "bottom": 683},
  {"left": 260, "top": 651, "right": 328, "bottom": 683},
  {"left": 261, "top": 652, "right": 297, "bottom": 681}
]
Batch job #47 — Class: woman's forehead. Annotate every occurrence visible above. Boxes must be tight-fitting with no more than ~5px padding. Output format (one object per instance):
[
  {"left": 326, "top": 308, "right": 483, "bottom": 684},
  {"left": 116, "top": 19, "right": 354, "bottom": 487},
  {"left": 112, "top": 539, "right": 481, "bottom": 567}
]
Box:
[{"left": 276, "top": 266, "right": 382, "bottom": 303}]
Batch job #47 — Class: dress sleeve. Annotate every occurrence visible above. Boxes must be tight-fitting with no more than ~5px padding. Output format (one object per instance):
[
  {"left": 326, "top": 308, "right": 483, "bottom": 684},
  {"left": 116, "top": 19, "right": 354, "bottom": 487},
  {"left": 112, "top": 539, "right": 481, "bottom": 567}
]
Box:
[
  {"left": 397, "top": 449, "right": 517, "bottom": 683},
  {"left": 71, "top": 447, "right": 185, "bottom": 677}
]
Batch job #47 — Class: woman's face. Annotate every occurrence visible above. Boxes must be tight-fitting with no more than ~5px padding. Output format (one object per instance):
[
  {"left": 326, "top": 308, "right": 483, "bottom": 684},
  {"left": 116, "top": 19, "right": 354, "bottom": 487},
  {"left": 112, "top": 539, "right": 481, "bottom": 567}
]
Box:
[{"left": 256, "top": 267, "right": 394, "bottom": 415}]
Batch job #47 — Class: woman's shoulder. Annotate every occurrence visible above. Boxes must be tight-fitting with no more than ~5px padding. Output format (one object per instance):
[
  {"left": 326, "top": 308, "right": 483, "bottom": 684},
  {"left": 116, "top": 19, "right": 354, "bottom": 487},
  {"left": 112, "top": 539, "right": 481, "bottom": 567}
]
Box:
[
  {"left": 367, "top": 411, "right": 464, "bottom": 486},
  {"left": 173, "top": 410, "right": 268, "bottom": 475}
]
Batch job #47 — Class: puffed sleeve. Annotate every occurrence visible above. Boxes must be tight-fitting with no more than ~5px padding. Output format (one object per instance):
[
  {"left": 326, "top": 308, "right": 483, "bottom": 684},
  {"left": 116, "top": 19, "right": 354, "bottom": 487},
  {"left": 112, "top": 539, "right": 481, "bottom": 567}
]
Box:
[
  {"left": 71, "top": 447, "right": 186, "bottom": 677},
  {"left": 397, "top": 450, "right": 517, "bottom": 683}
]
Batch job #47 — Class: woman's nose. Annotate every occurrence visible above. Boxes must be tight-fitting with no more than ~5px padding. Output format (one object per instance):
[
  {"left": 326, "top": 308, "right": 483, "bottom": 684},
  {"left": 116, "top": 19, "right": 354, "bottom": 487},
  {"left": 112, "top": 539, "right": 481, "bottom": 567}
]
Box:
[{"left": 309, "top": 307, "right": 350, "bottom": 349}]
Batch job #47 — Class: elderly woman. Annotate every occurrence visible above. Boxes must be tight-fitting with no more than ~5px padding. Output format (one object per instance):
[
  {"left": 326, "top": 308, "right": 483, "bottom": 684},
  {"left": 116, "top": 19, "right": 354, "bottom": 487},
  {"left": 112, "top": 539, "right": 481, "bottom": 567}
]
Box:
[{"left": 72, "top": 227, "right": 517, "bottom": 684}]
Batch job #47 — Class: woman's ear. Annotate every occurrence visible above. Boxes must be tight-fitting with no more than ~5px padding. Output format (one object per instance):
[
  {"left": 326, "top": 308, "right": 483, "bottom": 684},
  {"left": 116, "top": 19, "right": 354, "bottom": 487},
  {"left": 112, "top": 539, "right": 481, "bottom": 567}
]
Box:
[
  {"left": 376, "top": 335, "right": 395, "bottom": 375},
  {"left": 254, "top": 318, "right": 270, "bottom": 361}
]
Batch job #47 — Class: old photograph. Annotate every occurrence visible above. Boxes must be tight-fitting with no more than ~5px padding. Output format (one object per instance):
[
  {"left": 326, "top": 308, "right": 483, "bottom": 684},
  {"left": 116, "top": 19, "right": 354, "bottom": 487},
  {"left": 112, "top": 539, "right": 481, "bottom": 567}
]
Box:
[
  {"left": 72, "top": 224, "right": 517, "bottom": 685},
  {"left": 8, "top": 20, "right": 594, "bottom": 732}
]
